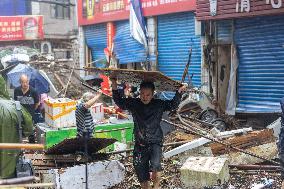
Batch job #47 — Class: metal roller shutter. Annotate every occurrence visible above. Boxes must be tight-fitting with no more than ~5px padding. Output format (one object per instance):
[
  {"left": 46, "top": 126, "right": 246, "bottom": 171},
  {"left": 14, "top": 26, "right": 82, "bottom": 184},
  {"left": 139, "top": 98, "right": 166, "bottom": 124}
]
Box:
[
  {"left": 157, "top": 12, "right": 202, "bottom": 87},
  {"left": 235, "top": 15, "right": 284, "bottom": 113},
  {"left": 84, "top": 24, "right": 107, "bottom": 65},
  {"left": 113, "top": 21, "right": 147, "bottom": 64}
]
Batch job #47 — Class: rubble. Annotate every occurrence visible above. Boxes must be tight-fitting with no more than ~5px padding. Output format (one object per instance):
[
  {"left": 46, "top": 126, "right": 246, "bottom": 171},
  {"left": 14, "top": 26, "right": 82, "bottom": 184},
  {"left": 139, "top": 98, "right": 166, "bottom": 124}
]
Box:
[
  {"left": 267, "top": 117, "right": 281, "bottom": 139},
  {"left": 164, "top": 127, "right": 253, "bottom": 158},
  {"left": 223, "top": 142, "right": 278, "bottom": 165},
  {"left": 210, "top": 129, "right": 275, "bottom": 156},
  {"left": 0, "top": 49, "right": 281, "bottom": 188},
  {"left": 110, "top": 115, "right": 282, "bottom": 189},
  {"left": 43, "top": 160, "right": 125, "bottom": 189},
  {"left": 180, "top": 157, "right": 230, "bottom": 189},
  {"left": 31, "top": 61, "right": 87, "bottom": 99}
]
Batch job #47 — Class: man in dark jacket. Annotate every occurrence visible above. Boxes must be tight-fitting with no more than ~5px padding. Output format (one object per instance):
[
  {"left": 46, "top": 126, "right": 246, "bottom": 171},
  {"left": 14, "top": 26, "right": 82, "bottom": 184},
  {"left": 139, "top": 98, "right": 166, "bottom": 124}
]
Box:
[
  {"left": 14, "top": 74, "right": 40, "bottom": 122},
  {"left": 111, "top": 78, "right": 186, "bottom": 189}
]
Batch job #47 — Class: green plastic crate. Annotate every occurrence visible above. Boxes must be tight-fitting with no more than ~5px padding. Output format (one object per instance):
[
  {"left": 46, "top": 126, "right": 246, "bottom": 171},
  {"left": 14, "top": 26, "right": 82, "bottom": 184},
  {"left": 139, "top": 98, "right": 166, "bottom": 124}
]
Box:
[{"left": 39, "top": 122, "right": 134, "bottom": 151}]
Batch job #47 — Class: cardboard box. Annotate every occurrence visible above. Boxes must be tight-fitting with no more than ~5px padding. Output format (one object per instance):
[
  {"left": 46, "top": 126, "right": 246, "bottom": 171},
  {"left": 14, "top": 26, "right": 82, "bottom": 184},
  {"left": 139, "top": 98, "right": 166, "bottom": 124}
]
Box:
[
  {"left": 44, "top": 98, "right": 76, "bottom": 128},
  {"left": 91, "top": 103, "right": 104, "bottom": 122}
]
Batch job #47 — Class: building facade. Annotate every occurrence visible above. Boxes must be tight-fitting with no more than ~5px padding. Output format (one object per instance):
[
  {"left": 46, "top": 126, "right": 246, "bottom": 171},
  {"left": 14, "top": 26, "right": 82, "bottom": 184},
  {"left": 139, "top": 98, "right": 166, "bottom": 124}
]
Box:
[
  {"left": 77, "top": 0, "right": 203, "bottom": 87},
  {"left": 196, "top": 0, "right": 284, "bottom": 114},
  {"left": 0, "top": 0, "right": 78, "bottom": 61}
]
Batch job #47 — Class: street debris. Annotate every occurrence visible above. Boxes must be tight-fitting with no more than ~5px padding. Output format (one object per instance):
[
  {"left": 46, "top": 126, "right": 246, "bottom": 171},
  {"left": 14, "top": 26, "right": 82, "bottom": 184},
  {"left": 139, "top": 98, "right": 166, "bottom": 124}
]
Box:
[
  {"left": 43, "top": 160, "right": 125, "bottom": 189},
  {"left": 180, "top": 156, "right": 230, "bottom": 188},
  {"left": 0, "top": 46, "right": 282, "bottom": 189}
]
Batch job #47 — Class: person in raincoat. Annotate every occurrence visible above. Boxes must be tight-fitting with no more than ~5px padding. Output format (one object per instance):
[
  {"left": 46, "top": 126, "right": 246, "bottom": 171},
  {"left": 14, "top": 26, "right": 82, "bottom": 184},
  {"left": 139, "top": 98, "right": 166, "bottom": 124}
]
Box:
[{"left": 0, "top": 75, "right": 33, "bottom": 179}]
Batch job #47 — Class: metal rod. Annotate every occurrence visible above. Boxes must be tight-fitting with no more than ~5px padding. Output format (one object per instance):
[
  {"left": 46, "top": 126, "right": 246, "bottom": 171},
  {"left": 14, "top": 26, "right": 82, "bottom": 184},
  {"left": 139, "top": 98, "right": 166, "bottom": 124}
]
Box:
[
  {"left": 84, "top": 133, "right": 89, "bottom": 189},
  {"left": 229, "top": 164, "right": 281, "bottom": 170},
  {"left": 81, "top": 82, "right": 112, "bottom": 97},
  {"left": 162, "top": 118, "right": 280, "bottom": 165}
]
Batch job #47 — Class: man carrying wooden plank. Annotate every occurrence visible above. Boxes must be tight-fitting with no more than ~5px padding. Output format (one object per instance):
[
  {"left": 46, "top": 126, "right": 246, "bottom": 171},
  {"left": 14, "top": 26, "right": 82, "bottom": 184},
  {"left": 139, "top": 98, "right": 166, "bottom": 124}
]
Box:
[{"left": 111, "top": 78, "right": 186, "bottom": 189}]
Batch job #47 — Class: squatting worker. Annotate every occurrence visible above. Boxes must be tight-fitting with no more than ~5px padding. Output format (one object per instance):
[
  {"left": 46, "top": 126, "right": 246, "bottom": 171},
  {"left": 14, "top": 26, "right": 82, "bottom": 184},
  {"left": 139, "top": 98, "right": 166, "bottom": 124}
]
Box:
[
  {"left": 111, "top": 78, "right": 186, "bottom": 189},
  {"left": 76, "top": 91, "right": 102, "bottom": 138},
  {"left": 14, "top": 74, "right": 40, "bottom": 122}
]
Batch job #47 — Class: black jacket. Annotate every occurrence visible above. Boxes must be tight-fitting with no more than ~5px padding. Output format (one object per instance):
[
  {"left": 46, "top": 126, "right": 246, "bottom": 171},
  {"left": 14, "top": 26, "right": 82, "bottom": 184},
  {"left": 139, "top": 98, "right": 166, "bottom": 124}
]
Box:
[{"left": 112, "top": 90, "right": 182, "bottom": 144}]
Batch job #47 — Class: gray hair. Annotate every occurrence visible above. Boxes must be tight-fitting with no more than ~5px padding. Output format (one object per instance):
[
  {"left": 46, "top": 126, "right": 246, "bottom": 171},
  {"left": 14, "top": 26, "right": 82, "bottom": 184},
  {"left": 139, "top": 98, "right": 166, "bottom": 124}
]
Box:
[
  {"left": 19, "top": 74, "right": 29, "bottom": 82},
  {"left": 81, "top": 92, "right": 95, "bottom": 103}
]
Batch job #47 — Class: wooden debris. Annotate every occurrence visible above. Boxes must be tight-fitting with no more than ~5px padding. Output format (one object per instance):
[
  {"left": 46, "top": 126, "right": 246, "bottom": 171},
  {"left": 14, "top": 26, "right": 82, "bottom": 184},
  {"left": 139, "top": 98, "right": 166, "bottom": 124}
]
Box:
[
  {"left": 210, "top": 129, "right": 275, "bottom": 155},
  {"left": 85, "top": 67, "right": 183, "bottom": 91},
  {"left": 54, "top": 73, "right": 65, "bottom": 89},
  {"left": 164, "top": 127, "right": 254, "bottom": 158},
  {"left": 225, "top": 142, "right": 278, "bottom": 165}
]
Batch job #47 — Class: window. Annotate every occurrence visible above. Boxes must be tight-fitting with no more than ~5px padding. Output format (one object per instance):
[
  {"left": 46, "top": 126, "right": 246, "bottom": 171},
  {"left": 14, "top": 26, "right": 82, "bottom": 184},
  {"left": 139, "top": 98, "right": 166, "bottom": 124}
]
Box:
[{"left": 51, "top": 0, "right": 70, "bottom": 19}]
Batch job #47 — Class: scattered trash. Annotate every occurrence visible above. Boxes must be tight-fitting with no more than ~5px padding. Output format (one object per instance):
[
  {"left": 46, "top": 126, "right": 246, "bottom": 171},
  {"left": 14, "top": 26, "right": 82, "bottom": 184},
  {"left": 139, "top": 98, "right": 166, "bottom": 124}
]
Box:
[{"left": 251, "top": 178, "right": 274, "bottom": 189}]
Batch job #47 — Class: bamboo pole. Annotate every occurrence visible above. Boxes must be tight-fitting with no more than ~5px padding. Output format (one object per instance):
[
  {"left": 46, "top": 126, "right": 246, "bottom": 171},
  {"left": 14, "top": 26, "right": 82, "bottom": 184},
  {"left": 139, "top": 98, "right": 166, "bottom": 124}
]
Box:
[
  {"left": 0, "top": 143, "right": 44, "bottom": 150},
  {"left": 0, "top": 183, "right": 54, "bottom": 188},
  {"left": 0, "top": 176, "right": 39, "bottom": 185}
]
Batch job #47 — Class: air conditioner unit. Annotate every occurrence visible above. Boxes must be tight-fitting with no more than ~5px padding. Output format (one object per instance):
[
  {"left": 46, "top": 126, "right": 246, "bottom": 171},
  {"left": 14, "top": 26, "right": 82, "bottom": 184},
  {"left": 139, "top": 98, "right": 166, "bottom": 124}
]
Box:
[{"left": 40, "top": 41, "right": 52, "bottom": 54}]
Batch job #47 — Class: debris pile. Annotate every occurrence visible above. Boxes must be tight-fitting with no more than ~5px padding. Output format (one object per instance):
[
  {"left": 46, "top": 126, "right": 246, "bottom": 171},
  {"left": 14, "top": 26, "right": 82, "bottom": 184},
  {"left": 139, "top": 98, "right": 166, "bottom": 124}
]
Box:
[
  {"left": 31, "top": 61, "right": 87, "bottom": 99},
  {"left": 1, "top": 46, "right": 282, "bottom": 188},
  {"left": 111, "top": 114, "right": 282, "bottom": 189},
  {"left": 0, "top": 46, "right": 87, "bottom": 99}
]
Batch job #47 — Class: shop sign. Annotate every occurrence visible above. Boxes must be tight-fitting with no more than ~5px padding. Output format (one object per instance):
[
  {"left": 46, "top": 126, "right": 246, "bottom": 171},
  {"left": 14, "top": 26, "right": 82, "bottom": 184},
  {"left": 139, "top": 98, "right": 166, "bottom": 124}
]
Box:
[
  {"left": 78, "top": 0, "right": 196, "bottom": 25},
  {"left": 196, "top": 0, "right": 284, "bottom": 20},
  {"left": 0, "top": 15, "right": 44, "bottom": 41}
]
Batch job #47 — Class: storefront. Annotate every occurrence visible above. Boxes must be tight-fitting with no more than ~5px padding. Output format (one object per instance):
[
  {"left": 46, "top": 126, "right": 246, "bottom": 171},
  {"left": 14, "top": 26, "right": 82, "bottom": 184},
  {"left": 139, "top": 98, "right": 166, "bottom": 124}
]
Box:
[
  {"left": 84, "top": 23, "right": 107, "bottom": 67},
  {"left": 196, "top": 0, "right": 284, "bottom": 113},
  {"left": 77, "top": 0, "right": 201, "bottom": 82},
  {"left": 113, "top": 20, "right": 147, "bottom": 64}
]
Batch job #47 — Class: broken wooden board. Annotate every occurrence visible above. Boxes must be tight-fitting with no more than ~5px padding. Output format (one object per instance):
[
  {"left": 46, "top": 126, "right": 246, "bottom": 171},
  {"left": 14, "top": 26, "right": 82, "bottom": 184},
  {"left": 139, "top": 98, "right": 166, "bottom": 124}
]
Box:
[
  {"left": 222, "top": 142, "right": 278, "bottom": 165},
  {"left": 24, "top": 153, "right": 110, "bottom": 173},
  {"left": 85, "top": 67, "right": 183, "bottom": 91},
  {"left": 210, "top": 129, "right": 275, "bottom": 156},
  {"left": 164, "top": 128, "right": 253, "bottom": 158},
  {"left": 45, "top": 137, "right": 117, "bottom": 155}
]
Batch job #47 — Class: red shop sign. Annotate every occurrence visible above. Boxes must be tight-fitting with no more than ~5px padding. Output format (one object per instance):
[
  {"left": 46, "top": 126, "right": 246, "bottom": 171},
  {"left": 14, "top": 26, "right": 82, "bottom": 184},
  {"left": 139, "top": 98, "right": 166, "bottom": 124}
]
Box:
[
  {"left": 0, "top": 15, "right": 44, "bottom": 41},
  {"left": 77, "top": 0, "right": 196, "bottom": 26},
  {"left": 196, "top": 0, "right": 284, "bottom": 20}
]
